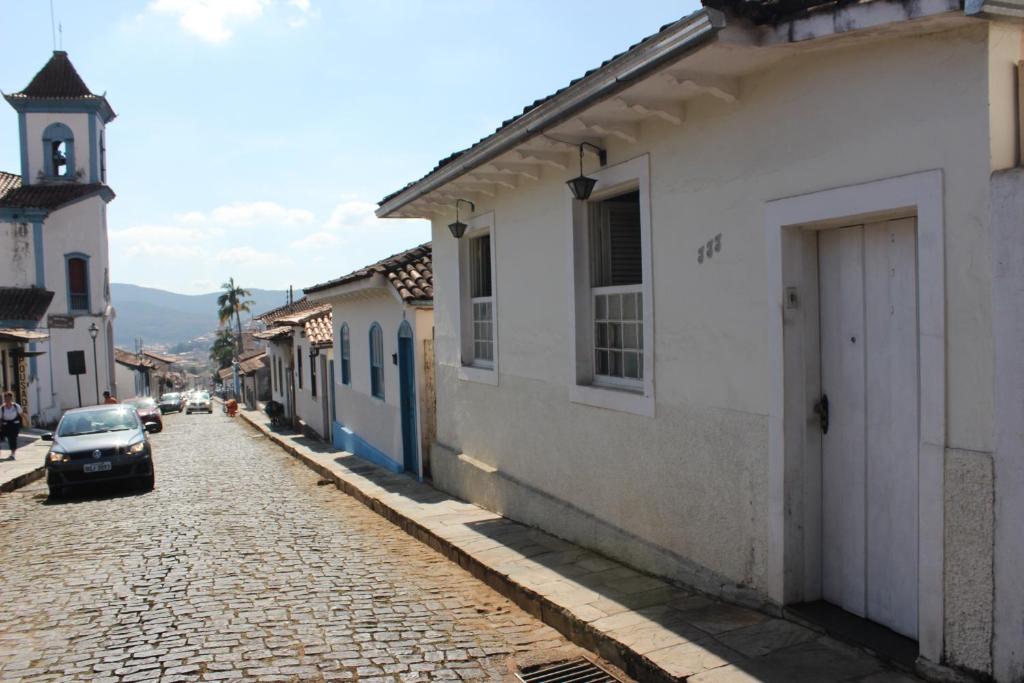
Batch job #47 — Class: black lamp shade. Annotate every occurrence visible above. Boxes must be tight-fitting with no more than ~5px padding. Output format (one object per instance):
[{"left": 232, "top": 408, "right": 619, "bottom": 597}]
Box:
[
  {"left": 567, "top": 175, "right": 598, "bottom": 200},
  {"left": 448, "top": 220, "right": 468, "bottom": 239}
]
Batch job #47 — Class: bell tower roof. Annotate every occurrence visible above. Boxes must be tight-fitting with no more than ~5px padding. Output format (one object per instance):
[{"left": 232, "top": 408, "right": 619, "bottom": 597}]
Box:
[{"left": 4, "top": 51, "right": 115, "bottom": 122}]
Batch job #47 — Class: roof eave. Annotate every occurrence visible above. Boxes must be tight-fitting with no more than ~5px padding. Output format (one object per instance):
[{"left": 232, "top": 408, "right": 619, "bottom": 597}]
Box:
[
  {"left": 376, "top": 7, "right": 725, "bottom": 218},
  {"left": 3, "top": 93, "right": 116, "bottom": 123}
]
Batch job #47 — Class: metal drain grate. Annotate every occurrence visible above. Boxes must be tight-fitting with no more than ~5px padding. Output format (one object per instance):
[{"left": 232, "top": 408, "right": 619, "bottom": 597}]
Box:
[{"left": 515, "top": 657, "right": 623, "bottom": 683}]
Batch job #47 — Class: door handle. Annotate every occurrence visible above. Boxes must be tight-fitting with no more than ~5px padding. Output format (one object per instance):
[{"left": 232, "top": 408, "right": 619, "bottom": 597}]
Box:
[{"left": 813, "top": 394, "right": 829, "bottom": 435}]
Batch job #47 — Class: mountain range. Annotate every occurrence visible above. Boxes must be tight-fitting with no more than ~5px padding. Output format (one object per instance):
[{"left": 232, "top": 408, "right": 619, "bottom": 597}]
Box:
[{"left": 110, "top": 283, "right": 291, "bottom": 347}]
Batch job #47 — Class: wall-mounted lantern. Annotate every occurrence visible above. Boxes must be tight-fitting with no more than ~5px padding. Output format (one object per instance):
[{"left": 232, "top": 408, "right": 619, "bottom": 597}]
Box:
[
  {"left": 566, "top": 142, "right": 607, "bottom": 201},
  {"left": 448, "top": 198, "right": 476, "bottom": 239}
]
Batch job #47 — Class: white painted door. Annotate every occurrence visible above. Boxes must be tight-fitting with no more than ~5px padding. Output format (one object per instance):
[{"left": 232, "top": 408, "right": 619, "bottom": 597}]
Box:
[{"left": 819, "top": 217, "right": 919, "bottom": 639}]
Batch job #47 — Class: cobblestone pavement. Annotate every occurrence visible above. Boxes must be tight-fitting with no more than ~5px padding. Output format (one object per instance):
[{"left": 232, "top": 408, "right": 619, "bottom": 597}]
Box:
[{"left": 0, "top": 411, "right": 613, "bottom": 683}]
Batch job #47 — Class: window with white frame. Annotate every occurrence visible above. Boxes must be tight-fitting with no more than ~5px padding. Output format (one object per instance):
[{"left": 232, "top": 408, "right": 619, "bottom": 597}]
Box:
[
  {"left": 589, "top": 190, "right": 643, "bottom": 385},
  {"left": 369, "top": 323, "right": 384, "bottom": 399},
  {"left": 469, "top": 234, "right": 494, "bottom": 366},
  {"left": 569, "top": 155, "right": 653, "bottom": 416}
]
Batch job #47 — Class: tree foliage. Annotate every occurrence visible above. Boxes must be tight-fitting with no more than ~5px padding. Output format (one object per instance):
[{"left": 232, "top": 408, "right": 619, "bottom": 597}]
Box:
[
  {"left": 216, "top": 277, "right": 254, "bottom": 355},
  {"left": 209, "top": 328, "right": 236, "bottom": 370}
]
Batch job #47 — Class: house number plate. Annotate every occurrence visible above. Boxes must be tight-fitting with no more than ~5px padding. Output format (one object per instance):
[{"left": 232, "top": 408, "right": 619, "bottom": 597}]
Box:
[{"left": 698, "top": 233, "right": 722, "bottom": 263}]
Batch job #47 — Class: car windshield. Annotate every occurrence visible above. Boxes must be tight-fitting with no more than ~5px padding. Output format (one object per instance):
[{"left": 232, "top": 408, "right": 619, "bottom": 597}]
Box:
[
  {"left": 160, "top": 393, "right": 179, "bottom": 401},
  {"left": 193, "top": 393, "right": 209, "bottom": 400},
  {"left": 57, "top": 407, "right": 140, "bottom": 437},
  {"left": 124, "top": 398, "right": 157, "bottom": 409}
]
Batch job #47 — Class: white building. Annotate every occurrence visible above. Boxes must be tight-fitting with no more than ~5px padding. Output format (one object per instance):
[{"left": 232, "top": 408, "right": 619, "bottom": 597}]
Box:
[
  {"left": 0, "top": 51, "right": 117, "bottom": 424},
  {"left": 305, "top": 244, "right": 434, "bottom": 477},
  {"left": 376, "top": 2, "right": 1024, "bottom": 680},
  {"left": 113, "top": 347, "right": 156, "bottom": 398}
]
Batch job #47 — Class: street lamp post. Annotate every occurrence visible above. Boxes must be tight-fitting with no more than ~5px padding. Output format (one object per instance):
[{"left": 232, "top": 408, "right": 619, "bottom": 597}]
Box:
[{"left": 88, "top": 323, "right": 100, "bottom": 404}]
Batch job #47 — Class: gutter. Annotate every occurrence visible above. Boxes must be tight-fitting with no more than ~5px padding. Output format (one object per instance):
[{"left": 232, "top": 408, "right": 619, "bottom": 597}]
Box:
[{"left": 376, "top": 8, "right": 726, "bottom": 218}]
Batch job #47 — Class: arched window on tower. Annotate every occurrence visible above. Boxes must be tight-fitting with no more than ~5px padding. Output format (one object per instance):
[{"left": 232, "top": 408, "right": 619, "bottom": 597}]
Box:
[
  {"left": 66, "top": 254, "right": 90, "bottom": 312},
  {"left": 42, "top": 123, "right": 75, "bottom": 179}
]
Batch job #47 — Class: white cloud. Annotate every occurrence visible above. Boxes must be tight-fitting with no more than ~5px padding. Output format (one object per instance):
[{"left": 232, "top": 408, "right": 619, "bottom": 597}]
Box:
[
  {"left": 147, "top": 0, "right": 270, "bottom": 43},
  {"left": 181, "top": 201, "right": 314, "bottom": 228},
  {"left": 289, "top": 231, "right": 338, "bottom": 250},
  {"left": 324, "top": 199, "right": 382, "bottom": 233},
  {"left": 110, "top": 224, "right": 212, "bottom": 243},
  {"left": 286, "top": 0, "right": 318, "bottom": 28},
  {"left": 216, "top": 246, "right": 290, "bottom": 266},
  {"left": 122, "top": 243, "right": 208, "bottom": 260}
]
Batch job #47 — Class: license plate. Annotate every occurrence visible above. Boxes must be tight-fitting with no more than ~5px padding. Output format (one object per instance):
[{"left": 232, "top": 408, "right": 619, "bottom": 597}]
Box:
[{"left": 83, "top": 462, "right": 112, "bottom": 473}]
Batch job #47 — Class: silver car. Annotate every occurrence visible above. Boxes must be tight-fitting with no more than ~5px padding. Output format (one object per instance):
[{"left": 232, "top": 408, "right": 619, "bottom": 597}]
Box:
[
  {"left": 186, "top": 391, "right": 212, "bottom": 414},
  {"left": 43, "top": 404, "right": 157, "bottom": 498}
]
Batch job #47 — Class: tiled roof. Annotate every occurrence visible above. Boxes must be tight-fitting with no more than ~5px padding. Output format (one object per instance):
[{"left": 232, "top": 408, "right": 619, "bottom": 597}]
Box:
[
  {"left": 304, "top": 311, "right": 333, "bottom": 347},
  {"left": 0, "top": 183, "right": 112, "bottom": 210},
  {"left": 142, "top": 350, "right": 179, "bottom": 365},
  {"left": 12, "top": 51, "right": 95, "bottom": 99},
  {"left": 218, "top": 367, "right": 235, "bottom": 381},
  {"left": 702, "top": 0, "right": 840, "bottom": 24},
  {"left": 275, "top": 304, "right": 332, "bottom": 327},
  {"left": 0, "top": 172, "right": 20, "bottom": 199},
  {"left": 238, "top": 348, "right": 265, "bottom": 362},
  {"left": 0, "top": 328, "right": 48, "bottom": 343},
  {"left": 253, "top": 326, "right": 292, "bottom": 341},
  {"left": 256, "top": 297, "right": 321, "bottom": 324},
  {"left": 239, "top": 352, "right": 268, "bottom": 375},
  {"left": 304, "top": 243, "right": 433, "bottom": 304},
  {"left": 113, "top": 348, "right": 158, "bottom": 370},
  {"left": 0, "top": 287, "right": 54, "bottom": 322}
]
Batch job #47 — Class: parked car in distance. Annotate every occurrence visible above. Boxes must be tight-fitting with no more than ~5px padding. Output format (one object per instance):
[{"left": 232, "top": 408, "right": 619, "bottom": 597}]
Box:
[
  {"left": 42, "top": 404, "right": 157, "bottom": 498},
  {"left": 122, "top": 397, "right": 163, "bottom": 433},
  {"left": 186, "top": 391, "right": 212, "bottom": 414},
  {"left": 158, "top": 392, "right": 184, "bottom": 413}
]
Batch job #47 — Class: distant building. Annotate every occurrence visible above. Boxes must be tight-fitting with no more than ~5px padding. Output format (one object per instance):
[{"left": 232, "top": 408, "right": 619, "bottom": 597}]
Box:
[{"left": 0, "top": 51, "right": 117, "bottom": 423}]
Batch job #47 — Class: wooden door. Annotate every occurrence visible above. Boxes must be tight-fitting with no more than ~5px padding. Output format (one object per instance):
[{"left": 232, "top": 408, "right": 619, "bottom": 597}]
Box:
[{"left": 819, "top": 217, "right": 919, "bottom": 639}]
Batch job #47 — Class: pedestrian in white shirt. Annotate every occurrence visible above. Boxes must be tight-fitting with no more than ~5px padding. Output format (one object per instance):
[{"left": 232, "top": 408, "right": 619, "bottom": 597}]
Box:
[{"left": 1, "top": 391, "right": 27, "bottom": 460}]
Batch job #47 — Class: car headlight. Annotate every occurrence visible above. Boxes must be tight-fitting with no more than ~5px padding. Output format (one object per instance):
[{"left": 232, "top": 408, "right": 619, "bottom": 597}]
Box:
[
  {"left": 126, "top": 441, "right": 146, "bottom": 455},
  {"left": 48, "top": 448, "right": 67, "bottom": 463}
]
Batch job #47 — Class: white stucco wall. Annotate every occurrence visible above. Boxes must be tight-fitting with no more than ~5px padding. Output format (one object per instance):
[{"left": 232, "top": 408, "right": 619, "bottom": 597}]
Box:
[
  {"left": 0, "top": 220, "right": 35, "bottom": 287},
  {"left": 22, "top": 111, "right": 104, "bottom": 184},
  {"left": 290, "top": 329, "right": 327, "bottom": 438},
  {"left": 429, "top": 24, "right": 997, "bottom": 609},
  {"left": 324, "top": 292, "right": 433, "bottom": 473}
]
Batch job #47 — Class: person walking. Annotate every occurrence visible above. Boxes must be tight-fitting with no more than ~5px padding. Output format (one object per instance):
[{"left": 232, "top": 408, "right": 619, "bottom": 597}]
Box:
[{"left": 1, "top": 391, "right": 27, "bottom": 460}]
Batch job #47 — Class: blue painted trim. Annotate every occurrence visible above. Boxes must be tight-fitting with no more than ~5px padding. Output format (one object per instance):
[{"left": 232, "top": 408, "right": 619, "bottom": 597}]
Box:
[
  {"left": 64, "top": 252, "right": 90, "bottom": 313},
  {"left": 340, "top": 322, "right": 351, "bottom": 385},
  {"left": 42, "top": 122, "right": 75, "bottom": 179},
  {"left": 332, "top": 420, "right": 403, "bottom": 474},
  {"left": 5, "top": 97, "right": 116, "bottom": 123},
  {"left": 0, "top": 319, "right": 39, "bottom": 328},
  {"left": 32, "top": 220, "right": 44, "bottom": 287},
  {"left": 88, "top": 113, "right": 98, "bottom": 183},
  {"left": 17, "top": 112, "right": 28, "bottom": 183},
  {"left": 369, "top": 322, "right": 384, "bottom": 400}
]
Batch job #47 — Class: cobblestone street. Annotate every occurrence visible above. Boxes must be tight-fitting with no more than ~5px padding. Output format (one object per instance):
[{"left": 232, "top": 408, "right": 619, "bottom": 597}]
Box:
[{"left": 0, "top": 411, "right": 600, "bottom": 683}]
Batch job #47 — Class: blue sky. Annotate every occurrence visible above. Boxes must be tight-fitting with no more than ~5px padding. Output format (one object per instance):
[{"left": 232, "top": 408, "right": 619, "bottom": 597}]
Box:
[{"left": 1, "top": 0, "right": 699, "bottom": 294}]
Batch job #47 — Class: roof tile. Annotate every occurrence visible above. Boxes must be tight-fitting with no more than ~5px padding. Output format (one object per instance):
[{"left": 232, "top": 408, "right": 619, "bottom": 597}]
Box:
[
  {"left": 0, "top": 171, "right": 21, "bottom": 199},
  {"left": 0, "top": 287, "right": 54, "bottom": 322},
  {"left": 304, "top": 243, "right": 433, "bottom": 304},
  {"left": 0, "top": 183, "right": 112, "bottom": 210}
]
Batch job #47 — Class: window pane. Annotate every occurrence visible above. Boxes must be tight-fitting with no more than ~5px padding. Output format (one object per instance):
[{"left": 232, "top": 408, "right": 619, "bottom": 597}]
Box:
[
  {"left": 608, "top": 294, "right": 620, "bottom": 320},
  {"left": 470, "top": 235, "right": 492, "bottom": 298},
  {"left": 589, "top": 190, "right": 641, "bottom": 287},
  {"left": 623, "top": 292, "right": 636, "bottom": 320},
  {"left": 595, "top": 350, "right": 608, "bottom": 375},
  {"left": 609, "top": 351, "right": 622, "bottom": 376},
  {"left": 623, "top": 324, "right": 637, "bottom": 349},
  {"left": 594, "top": 294, "right": 606, "bottom": 320},
  {"left": 623, "top": 352, "right": 639, "bottom": 379}
]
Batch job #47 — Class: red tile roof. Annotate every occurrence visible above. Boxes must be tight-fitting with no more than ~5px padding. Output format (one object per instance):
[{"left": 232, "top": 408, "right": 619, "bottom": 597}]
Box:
[
  {"left": 256, "top": 296, "right": 322, "bottom": 324},
  {"left": 113, "top": 348, "right": 158, "bottom": 370},
  {"left": 274, "top": 304, "right": 332, "bottom": 327},
  {"left": 304, "top": 311, "right": 333, "bottom": 347},
  {"left": 0, "top": 171, "right": 21, "bottom": 199},
  {"left": 253, "top": 326, "right": 292, "bottom": 341},
  {"left": 0, "top": 287, "right": 54, "bottom": 322},
  {"left": 239, "top": 352, "right": 268, "bottom": 375},
  {"left": 0, "top": 183, "right": 113, "bottom": 210},
  {"left": 14, "top": 51, "right": 94, "bottom": 98},
  {"left": 304, "top": 243, "right": 432, "bottom": 304},
  {"left": 0, "top": 328, "right": 48, "bottom": 343}
]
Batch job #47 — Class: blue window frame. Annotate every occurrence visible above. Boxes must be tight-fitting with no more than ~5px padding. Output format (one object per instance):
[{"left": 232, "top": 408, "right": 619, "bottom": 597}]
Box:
[
  {"left": 42, "top": 122, "right": 75, "bottom": 179},
  {"left": 65, "top": 253, "right": 90, "bottom": 313},
  {"left": 340, "top": 323, "right": 351, "bottom": 385},
  {"left": 369, "top": 323, "right": 384, "bottom": 399}
]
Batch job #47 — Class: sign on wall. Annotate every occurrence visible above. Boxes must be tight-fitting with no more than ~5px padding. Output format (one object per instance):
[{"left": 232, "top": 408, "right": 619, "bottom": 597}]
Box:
[{"left": 48, "top": 314, "right": 74, "bottom": 329}]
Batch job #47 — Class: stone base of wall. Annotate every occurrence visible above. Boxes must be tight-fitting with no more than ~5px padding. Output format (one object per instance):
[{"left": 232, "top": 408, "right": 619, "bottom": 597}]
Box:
[{"left": 430, "top": 441, "right": 775, "bottom": 613}]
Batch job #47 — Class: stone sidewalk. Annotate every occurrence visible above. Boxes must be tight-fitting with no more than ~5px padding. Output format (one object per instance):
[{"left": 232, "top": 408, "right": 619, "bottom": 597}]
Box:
[
  {"left": 0, "top": 431, "right": 49, "bottom": 493},
  {"left": 237, "top": 406, "right": 921, "bottom": 683}
]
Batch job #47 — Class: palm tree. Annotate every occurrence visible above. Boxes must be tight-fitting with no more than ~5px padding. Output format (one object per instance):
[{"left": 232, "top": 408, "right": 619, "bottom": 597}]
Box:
[
  {"left": 209, "top": 328, "right": 236, "bottom": 369},
  {"left": 217, "top": 277, "right": 253, "bottom": 355}
]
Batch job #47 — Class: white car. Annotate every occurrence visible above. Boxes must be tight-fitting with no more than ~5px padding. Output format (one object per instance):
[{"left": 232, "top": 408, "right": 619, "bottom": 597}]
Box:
[{"left": 186, "top": 391, "right": 212, "bottom": 414}]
